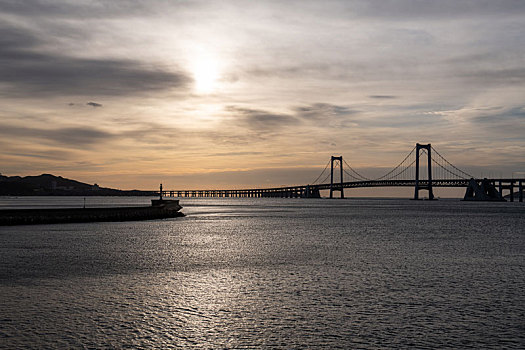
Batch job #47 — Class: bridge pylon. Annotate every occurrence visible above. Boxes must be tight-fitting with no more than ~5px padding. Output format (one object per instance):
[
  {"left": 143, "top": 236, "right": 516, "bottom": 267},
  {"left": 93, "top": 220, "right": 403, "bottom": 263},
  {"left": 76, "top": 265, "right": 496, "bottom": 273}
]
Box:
[
  {"left": 330, "top": 156, "right": 344, "bottom": 199},
  {"left": 414, "top": 143, "right": 434, "bottom": 200}
]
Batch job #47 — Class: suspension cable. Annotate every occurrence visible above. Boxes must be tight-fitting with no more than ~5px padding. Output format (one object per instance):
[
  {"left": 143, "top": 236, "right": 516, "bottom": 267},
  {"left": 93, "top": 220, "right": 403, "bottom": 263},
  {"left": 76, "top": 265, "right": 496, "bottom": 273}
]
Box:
[
  {"left": 319, "top": 172, "right": 331, "bottom": 185},
  {"left": 310, "top": 159, "right": 332, "bottom": 184},
  {"left": 343, "top": 168, "right": 367, "bottom": 181},
  {"left": 343, "top": 159, "right": 370, "bottom": 180},
  {"left": 431, "top": 158, "right": 469, "bottom": 179},
  {"left": 383, "top": 158, "right": 417, "bottom": 180},
  {"left": 373, "top": 146, "right": 416, "bottom": 180},
  {"left": 431, "top": 146, "right": 473, "bottom": 178}
]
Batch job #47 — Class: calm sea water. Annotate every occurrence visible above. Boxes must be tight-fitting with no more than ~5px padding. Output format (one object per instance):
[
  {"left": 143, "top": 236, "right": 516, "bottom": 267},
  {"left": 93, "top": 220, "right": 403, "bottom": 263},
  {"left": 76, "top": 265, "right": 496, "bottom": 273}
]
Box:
[{"left": 0, "top": 197, "right": 524, "bottom": 349}]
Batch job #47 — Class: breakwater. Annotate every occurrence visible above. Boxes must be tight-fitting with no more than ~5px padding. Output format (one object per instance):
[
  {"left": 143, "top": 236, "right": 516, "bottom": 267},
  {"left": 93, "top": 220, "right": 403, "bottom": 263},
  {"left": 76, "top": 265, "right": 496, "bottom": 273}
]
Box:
[{"left": 0, "top": 199, "right": 183, "bottom": 225}]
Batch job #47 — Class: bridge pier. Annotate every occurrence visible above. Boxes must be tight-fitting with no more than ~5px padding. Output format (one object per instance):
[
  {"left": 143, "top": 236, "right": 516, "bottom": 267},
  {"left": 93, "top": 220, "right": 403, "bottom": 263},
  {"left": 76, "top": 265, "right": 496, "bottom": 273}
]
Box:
[
  {"left": 330, "top": 156, "right": 344, "bottom": 199},
  {"left": 301, "top": 185, "right": 320, "bottom": 198},
  {"left": 464, "top": 178, "right": 505, "bottom": 201},
  {"left": 414, "top": 143, "right": 434, "bottom": 200},
  {"left": 304, "top": 185, "right": 310, "bottom": 198}
]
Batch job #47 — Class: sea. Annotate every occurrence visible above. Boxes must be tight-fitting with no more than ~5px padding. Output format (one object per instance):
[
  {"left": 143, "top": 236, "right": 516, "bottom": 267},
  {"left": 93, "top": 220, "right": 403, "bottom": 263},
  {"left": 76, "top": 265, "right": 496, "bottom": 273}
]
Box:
[{"left": 0, "top": 196, "right": 524, "bottom": 349}]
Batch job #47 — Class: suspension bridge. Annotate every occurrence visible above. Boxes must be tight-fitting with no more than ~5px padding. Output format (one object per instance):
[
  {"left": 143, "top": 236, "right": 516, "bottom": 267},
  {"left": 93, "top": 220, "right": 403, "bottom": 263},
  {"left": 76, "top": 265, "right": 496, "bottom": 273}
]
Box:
[{"left": 159, "top": 143, "right": 524, "bottom": 202}]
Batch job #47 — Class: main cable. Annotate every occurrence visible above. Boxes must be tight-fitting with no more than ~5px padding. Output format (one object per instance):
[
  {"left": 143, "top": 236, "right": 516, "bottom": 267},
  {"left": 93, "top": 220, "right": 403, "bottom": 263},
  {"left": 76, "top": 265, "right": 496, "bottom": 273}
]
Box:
[{"left": 310, "top": 159, "right": 332, "bottom": 184}]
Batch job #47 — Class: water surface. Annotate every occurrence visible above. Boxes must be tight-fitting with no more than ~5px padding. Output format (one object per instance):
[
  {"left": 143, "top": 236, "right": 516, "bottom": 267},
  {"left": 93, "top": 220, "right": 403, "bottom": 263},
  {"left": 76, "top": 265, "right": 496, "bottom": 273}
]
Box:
[{"left": 1, "top": 197, "right": 524, "bottom": 348}]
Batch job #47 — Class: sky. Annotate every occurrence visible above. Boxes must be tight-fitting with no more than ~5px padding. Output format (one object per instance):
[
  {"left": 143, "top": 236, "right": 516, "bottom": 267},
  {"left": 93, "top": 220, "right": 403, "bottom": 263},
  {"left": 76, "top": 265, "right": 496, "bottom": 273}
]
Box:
[{"left": 1, "top": 0, "right": 524, "bottom": 193}]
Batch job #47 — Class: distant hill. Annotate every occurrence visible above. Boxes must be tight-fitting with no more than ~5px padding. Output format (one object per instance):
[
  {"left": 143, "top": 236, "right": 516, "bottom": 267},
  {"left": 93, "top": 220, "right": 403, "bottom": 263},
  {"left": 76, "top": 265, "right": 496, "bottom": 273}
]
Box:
[{"left": 0, "top": 174, "right": 154, "bottom": 196}]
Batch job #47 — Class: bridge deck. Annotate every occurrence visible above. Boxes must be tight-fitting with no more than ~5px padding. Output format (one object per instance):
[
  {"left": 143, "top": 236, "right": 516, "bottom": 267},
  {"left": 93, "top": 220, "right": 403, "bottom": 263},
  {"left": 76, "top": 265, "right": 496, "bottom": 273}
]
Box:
[{"left": 161, "top": 178, "right": 524, "bottom": 201}]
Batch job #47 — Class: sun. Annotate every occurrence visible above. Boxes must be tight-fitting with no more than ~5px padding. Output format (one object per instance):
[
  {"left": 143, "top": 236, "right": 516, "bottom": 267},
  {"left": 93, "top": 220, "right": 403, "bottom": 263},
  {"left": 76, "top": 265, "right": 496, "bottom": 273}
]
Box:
[{"left": 192, "top": 56, "right": 220, "bottom": 94}]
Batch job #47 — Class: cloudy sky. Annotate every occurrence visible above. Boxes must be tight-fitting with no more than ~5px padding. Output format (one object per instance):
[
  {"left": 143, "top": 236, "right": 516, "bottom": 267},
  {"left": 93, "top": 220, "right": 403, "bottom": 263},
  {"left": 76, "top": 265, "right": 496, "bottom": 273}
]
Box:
[{"left": 1, "top": 0, "right": 524, "bottom": 191}]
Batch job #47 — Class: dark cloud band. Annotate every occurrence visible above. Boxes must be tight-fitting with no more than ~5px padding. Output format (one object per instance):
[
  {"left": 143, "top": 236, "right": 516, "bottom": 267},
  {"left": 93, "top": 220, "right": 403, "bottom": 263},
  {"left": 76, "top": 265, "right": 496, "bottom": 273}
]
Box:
[
  {"left": 369, "top": 95, "right": 397, "bottom": 99},
  {"left": 0, "top": 125, "right": 115, "bottom": 148},
  {"left": 0, "top": 23, "right": 190, "bottom": 97}
]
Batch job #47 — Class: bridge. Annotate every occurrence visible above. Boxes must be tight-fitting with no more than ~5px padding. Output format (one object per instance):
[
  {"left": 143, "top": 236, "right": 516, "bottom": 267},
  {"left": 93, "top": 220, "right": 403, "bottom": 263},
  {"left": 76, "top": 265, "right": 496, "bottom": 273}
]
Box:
[{"left": 159, "top": 143, "right": 525, "bottom": 202}]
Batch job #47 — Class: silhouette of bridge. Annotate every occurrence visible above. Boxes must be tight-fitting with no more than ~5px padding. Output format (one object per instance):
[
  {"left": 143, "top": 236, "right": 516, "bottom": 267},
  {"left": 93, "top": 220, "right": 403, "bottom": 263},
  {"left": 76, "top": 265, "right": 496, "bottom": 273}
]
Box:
[{"left": 160, "top": 143, "right": 524, "bottom": 201}]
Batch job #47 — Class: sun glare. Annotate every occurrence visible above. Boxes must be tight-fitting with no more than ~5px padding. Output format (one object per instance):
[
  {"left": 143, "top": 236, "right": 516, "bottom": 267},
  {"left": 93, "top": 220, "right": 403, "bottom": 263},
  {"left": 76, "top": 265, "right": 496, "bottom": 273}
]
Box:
[{"left": 192, "top": 57, "right": 220, "bottom": 94}]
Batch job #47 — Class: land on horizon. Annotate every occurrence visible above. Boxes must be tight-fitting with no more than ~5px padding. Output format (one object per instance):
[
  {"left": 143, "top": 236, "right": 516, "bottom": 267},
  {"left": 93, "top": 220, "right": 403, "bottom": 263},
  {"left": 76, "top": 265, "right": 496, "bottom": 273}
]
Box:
[{"left": 0, "top": 173, "right": 153, "bottom": 196}]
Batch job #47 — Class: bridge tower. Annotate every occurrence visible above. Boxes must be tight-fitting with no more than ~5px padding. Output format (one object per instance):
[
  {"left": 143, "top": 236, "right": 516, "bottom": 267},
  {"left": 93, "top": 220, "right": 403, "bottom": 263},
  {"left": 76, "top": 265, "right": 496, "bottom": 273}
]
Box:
[
  {"left": 414, "top": 143, "right": 434, "bottom": 200},
  {"left": 330, "top": 156, "right": 344, "bottom": 199}
]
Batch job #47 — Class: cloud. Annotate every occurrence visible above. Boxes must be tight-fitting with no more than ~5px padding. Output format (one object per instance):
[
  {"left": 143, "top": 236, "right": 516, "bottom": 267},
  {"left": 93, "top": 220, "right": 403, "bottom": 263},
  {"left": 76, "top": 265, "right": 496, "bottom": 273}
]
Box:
[
  {"left": 87, "top": 102, "right": 102, "bottom": 108},
  {"left": 0, "top": 24, "right": 191, "bottom": 97},
  {"left": 458, "top": 68, "right": 525, "bottom": 86},
  {"left": 41, "top": 127, "right": 114, "bottom": 146},
  {"left": 210, "top": 151, "right": 265, "bottom": 157},
  {"left": 294, "top": 103, "right": 359, "bottom": 121},
  {"left": 245, "top": 63, "right": 354, "bottom": 82},
  {"left": 4, "top": 151, "right": 72, "bottom": 161},
  {"left": 220, "top": 103, "right": 363, "bottom": 141},
  {"left": 473, "top": 106, "right": 525, "bottom": 125},
  {"left": 369, "top": 95, "right": 397, "bottom": 99},
  {"left": 3, "top": 0, "right": 524, "bottom": 22},
  {"left": 225, "top": 106, "right": 299, "bottom": 131},
  {"left": 341, "top": 0, "right": 525, "bottom": 20},
  {"left": 0, "top": 125, "right": 115, "bottom": 148},
  {"left": 115, "top": 123, "right": 184, "bottom": 146},
  {"left": 0, "top": 0, "right": 175, "bottom": 18}
]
